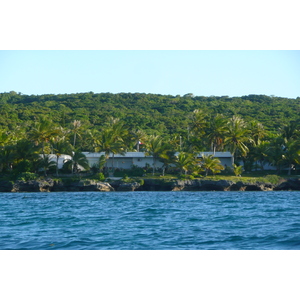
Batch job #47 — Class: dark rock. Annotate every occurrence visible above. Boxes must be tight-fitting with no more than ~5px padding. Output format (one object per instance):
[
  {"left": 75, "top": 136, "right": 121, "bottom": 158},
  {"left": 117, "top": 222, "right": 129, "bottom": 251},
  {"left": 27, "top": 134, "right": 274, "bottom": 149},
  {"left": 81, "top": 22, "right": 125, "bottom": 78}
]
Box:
[
  {"left": 143, "top": 179, "right": 173, "bottom": 191},
  {"left": 229, "top": 182, "right": 243, "bottom": 191},
  {"left": 230, "top": 181, "right": 274, "bottom": 191},
  {"left": 171, "top": 180, "right": 199, "bottom": 191},
  {"left": 0, "top": 180, "right": 14, "bottom": 192},
  {"left": 117, "top": 182, "right": 141, "bottom": 191},
  {"left": 96, "top": 182, "right": 115, "bottom": 192},
  {"left": 7, "top": 176, "right": 300, "bottom": 193},
  {"left": 170, "top": 179, "right": 233, "bottom": 191},
  {"left": 73, "top": 180, "right": 114, "bottom": 192},
  {"left": 199, "top": 180, "right": 233, "bottom": 191},
  {"left": 274, "top": 178, "right": 300, "bottom": 191},
  {"left": 52, "top": 180, "right": 68, "bottom": 192},
  {"left": 109, "top": 180, "right": 121, "bottom": 190},
  {"left": 244, "top": 184, "right": 264, "bottom": 191},
  {"left": 143, "top": 179, "right": 275, "bottom": 192},
  {"left": 7, "top": 179, "right": 114, "bottom": 193},
  {"left": 12, "top": 179, "right": 54, "bottom": 192},
  {"left": 274, "top": 181, "right": 290, "bottom": 190}
]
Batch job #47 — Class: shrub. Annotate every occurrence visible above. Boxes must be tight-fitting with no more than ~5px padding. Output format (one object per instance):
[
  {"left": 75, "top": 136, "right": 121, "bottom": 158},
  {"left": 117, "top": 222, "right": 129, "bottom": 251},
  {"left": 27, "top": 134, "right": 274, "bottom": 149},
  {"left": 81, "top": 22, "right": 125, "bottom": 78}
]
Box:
[
  {"left": 114, "top": 166, "right": 145, "bottom": 177},
  {"left": 264, "top": 175, "right": 281, "bottom": 185},
  {"left": 61, "top": 177, "right": 80, "bottom": 185},
  {"left": 17, "top": 172, "right": 38, "bottom": 181},
  {"left": 130, "top": 165, "right": 146, "bottom": 176},
  {"left": 121, "top": 174, "right": 131, "bottom": 183},
  {"left": 14, "top": 160, "right": 33, "bottom": 173},
  {"left": 99, "top": 172, "right": 105, "bottom": 181},
  {"left": 136, "top": 179, "right": 144, "bottom": 185},
  {"left": 191, "top": 171, "right": 202, "bottom": 178},
  {"left": 91, "top": 164, "right": 99, "bottom": 174},
  {"left": 178, "top": 174, "right": 195, "bottom": 180},
  {"left": 232, "top": 164, "right": 244, "bottom": 176}
]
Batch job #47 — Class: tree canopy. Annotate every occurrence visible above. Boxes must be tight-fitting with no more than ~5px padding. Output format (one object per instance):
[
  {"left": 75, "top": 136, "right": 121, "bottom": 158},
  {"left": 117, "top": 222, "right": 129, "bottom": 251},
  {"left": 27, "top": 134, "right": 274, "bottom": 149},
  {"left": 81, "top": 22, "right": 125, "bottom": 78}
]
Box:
[{"left": 1, "top": 91, "right": 300, "bottom": 176}]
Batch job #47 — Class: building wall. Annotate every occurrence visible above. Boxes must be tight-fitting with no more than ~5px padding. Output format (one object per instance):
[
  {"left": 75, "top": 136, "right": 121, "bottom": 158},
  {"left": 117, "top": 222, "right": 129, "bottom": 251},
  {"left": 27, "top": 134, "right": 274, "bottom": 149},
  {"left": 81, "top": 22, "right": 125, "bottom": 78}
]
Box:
[
  {"left": 47, "top": 152, "right": 282, "bottom": 171},
  {"left": 44, "top": 154, "right": 72, "bottom": 169},
  {"left": 218, "top": 157, "right": 233, "bottom": 167},
  {"left": 82, "top": 152, "right": 233, "bottom": 170}
]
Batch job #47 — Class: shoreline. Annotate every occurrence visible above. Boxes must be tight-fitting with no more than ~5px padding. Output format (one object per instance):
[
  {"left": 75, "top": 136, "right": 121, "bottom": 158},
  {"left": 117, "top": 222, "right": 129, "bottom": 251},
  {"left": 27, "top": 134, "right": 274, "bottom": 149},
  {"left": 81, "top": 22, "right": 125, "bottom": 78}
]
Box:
[{"left": 1, "top": 178, "right": 300, "bottom": 193}]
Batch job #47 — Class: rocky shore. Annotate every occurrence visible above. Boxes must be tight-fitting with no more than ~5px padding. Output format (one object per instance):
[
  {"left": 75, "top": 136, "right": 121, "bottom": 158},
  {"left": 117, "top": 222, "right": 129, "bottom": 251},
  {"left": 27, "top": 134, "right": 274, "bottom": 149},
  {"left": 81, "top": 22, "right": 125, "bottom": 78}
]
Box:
[{"left": 1, "top": 177, "right": 300, "bottom": 192}]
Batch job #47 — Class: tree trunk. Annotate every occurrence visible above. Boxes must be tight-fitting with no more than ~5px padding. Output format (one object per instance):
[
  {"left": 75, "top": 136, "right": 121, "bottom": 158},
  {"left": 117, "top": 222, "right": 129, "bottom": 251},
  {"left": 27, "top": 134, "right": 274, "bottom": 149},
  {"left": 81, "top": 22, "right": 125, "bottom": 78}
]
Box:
[
  {"left": 42, "top": 142, "right": 46, "bottom": 159},
  {"left": 56, "top": 156, "right": 59, "bottom": 176},
  {"left": 260, "top": 160, "right": 264, "bottom": 171},
  {"left": 73, "top": 133, "right": 76, "bottom": 148},
  {"left": 288, "top": 163, "right": 292, "bottom": 176},
  {"left": 152, "top": 157, "right": 156, "bottom": 176}
]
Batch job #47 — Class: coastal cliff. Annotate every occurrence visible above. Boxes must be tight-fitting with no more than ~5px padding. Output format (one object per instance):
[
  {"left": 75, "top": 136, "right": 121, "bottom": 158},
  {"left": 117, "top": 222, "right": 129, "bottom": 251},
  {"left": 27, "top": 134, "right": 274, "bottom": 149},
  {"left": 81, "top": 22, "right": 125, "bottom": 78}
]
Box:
[
  {"left": 1, "top": 177, "right": 300, "bottom": 192},
  {"left": 0, "top": 179, "right": 114, "bottom": 193},
  {"left": 0, "top": 178, "right": 300, "bottom": 192}
]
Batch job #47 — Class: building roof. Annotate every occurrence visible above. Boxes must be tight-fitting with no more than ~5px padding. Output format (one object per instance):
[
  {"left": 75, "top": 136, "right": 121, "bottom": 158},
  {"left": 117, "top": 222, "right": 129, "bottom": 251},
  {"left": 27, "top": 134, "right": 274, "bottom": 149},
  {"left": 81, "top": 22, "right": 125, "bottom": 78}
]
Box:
[{"left": 82, "top": 151, "right": 232, "bottom": 158}]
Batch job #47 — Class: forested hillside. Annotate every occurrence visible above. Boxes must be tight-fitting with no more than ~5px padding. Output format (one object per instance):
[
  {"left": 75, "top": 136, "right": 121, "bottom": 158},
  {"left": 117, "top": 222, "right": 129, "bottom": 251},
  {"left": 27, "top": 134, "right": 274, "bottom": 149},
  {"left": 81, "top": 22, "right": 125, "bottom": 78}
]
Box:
[
  {"left": 1, "top": 91, "right": 299, "bottom": 135},
  {"left": 1, "top": 91, "right": 300, "bottom": 177}
]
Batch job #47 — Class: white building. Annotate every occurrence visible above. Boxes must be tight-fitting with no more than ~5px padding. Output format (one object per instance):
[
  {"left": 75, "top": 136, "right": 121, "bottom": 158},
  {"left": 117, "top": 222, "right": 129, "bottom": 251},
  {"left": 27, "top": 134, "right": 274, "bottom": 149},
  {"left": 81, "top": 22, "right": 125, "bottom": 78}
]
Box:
[
  {"left": 82, "top": 151, "right": 234, "bottom": 169},
  {"left": 41, "top": 154, "right": 72, "bottom": 169}
]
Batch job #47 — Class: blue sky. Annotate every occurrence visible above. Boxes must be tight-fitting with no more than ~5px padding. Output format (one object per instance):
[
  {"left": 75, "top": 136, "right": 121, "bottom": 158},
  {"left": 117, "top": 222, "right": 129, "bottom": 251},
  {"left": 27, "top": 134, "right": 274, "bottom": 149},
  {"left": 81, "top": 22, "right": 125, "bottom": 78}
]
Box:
[{"left": 0, "top": 50, "right": 299, "bottom": 98}]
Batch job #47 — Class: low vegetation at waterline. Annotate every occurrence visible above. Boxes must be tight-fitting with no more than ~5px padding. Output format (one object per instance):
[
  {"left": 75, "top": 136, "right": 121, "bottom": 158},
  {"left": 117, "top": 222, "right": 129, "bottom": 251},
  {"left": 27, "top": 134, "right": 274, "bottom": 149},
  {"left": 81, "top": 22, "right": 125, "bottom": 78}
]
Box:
[{"left": 1, "top": 171, "right": 298, "bottom": 193}]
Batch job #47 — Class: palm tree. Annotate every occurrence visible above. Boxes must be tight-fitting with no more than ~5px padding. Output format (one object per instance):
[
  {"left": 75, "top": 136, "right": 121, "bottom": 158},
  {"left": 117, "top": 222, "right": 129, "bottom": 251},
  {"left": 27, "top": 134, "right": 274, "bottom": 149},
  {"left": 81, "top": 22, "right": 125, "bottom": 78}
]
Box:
[
  {"left": 37, "top": 155, "right": 57, "bottom": 176},
  {"left": 13, "top": 139, "right": 40, "bottom": 173},
  {"left": 252, "top": 140, "right": 270, "bottom": 171},
  {"left": 29, "top": 116, "right": 60, "bottom": 159},
  {"left": 282, "top": 139, "right": 300, "bottom": 175},
  {"left": 174, "top": 152, "right": 196, "bottom": 175},
  {"left": 98, "top": 155, "right": 107, "bottom": 173},
  {"left": 271, "top": 121, "right": 300, "bottom": 175},
  {"left": 200, "top": 154, "right": 224, "bottom": 176},
  {"left": 94, "top": 129, "right": 125, "bottom": 171},
  {"left": 280, "top": 121, "right": 299, "bottom": 142},
  {"left": 130, "top": 129, "right": 146, "bottom": 152},
  {"left": 71, "top": 120, "right": 82, "bottom": 148},
  {"left": 248, "top": 120, "right": 266, "bottom": 145},
  {"left": 0, "top": 145, "right": 15, "bottom": 173},
  {"left": 205, "top": 114, "right": 227, "bottom": 152},
  {"left": 145, "top": 135, "right": 168, "bottom": 176},
  {"left": 157, "top": 138, "right": 177, "bottom": 176},
  {"left": 190, "top": 109, "right": 208, "bottom": 137},
  {"left": 57, "top": 126, "right": 71, "bottom": 140},
  {"left": 94, "top": 118, "right": 128, "bottom": 173},
  {"left": 266, "top": 135, "right": 286, "bottom": 174},
  {"left": 168, "top": 134, "right": 182, "bottom": 152},
  {"left": 79, "top": 129, "right": 98, "bottom": 152},
  {"left": 51, "top": 138, "right": 73, "bottom": 176},
  {"left": 224, "top": 116, "right": 250, "bottom": 163},
  {"left": 109, "top": 119, "right": 128, "bottom": 168},
  {"left": 64, "top": 151, "right": 90, "bottom": 174},
  {"left": 0, "top": 129, "right": 14, "bottom": 172}
]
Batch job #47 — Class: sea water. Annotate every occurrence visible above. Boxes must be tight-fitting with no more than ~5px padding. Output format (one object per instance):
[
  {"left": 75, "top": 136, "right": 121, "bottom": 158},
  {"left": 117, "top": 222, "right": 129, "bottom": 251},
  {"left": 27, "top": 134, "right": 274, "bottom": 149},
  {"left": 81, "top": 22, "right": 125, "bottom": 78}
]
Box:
[{"left": 1, "top": 191, "right": 300, "bottom": 250}]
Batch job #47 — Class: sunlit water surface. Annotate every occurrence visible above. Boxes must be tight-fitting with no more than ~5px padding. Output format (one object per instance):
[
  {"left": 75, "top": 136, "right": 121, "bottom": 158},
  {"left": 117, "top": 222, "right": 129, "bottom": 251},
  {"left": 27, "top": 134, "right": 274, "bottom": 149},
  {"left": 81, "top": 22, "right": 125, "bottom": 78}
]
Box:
[{"left": 1, "top": 191, "right": 300, "bottom": 250}]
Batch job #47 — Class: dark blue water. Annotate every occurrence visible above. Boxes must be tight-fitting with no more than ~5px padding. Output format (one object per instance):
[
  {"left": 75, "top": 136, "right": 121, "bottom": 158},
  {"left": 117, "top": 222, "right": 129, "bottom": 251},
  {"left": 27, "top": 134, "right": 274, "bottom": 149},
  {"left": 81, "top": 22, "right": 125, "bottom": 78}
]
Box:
[{"left": 1, "top": 191, "right": 300, "bottom": 250}]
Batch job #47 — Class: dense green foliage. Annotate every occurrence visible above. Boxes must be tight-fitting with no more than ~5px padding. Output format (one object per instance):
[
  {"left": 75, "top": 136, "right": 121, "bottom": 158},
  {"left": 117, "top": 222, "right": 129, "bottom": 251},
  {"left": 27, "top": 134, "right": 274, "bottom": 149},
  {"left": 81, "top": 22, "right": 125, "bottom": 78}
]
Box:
[
  {"left": 1, "top": 91, "right": 300, "bottom": 134},
  {"left": 1, "top": 91, "right": 300, "bottom": 178}
]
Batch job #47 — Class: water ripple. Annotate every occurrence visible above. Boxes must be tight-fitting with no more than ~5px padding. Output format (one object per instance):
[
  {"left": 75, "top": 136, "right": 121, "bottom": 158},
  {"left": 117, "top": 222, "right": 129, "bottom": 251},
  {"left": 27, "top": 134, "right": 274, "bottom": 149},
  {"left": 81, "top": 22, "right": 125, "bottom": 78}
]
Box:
[{"left": 1, "top": 191, "right": 300, "bottom": 249}]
